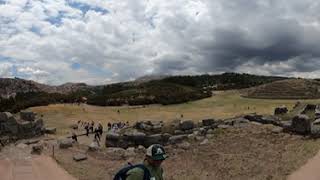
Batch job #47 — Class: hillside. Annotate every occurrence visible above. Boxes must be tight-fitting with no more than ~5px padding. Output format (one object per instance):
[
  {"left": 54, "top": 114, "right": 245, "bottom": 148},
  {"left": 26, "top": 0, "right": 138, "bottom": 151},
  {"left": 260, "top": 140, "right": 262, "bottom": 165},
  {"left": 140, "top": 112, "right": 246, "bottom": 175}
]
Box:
[
  {"left": 243, "top": 79, "right": 320, "bottom": 99},
  {"left": 0, "top": 73, "right": 289, "bottom": 113},
  {"left": 159, "top": 72, "right": 288, "bottom": 90},
  {"left": 0, "top": 78, "right": 91, "bottom": 99}
]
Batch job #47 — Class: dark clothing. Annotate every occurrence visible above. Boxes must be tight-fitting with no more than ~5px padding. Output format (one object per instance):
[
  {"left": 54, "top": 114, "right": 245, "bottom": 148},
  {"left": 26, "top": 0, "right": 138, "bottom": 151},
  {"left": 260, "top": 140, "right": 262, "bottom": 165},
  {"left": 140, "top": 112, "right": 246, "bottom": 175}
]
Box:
[{"left": 72, "top": 134, "right": 78, "bottom": 142}]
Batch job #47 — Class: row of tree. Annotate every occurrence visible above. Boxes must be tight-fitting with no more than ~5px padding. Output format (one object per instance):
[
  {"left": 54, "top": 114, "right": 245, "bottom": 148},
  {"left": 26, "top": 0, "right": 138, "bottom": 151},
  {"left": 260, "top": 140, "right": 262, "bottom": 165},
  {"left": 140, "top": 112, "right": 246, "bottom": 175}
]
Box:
[{"left": 0, "top": 73, "right": 287, "bottom": 113}]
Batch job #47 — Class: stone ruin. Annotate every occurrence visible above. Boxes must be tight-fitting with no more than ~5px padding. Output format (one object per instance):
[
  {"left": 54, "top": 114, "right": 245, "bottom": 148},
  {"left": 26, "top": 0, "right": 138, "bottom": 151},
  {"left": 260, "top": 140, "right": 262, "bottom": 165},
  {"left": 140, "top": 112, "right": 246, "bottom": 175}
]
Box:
[
  {"left": 104, "top": 111, "right": 320, "bottom": 149},
  {"left": 274, "top": 106, "right": 288, "bottom": 115},
  {"left": 0, "top": 111, "right": 44, "bottom": 140},
  {"left": 105, "top": 118, "right": 221, "bottom": 149}
]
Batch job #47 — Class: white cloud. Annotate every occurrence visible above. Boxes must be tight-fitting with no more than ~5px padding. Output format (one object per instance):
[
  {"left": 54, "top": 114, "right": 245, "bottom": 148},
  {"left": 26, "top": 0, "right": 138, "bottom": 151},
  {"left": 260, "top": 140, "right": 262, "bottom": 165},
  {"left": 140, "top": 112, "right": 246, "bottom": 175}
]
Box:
[
  {"left": 1, "top": 0, "right": 320, "bottom": 85},
  {"left": 0, "top": 62, "right": 13, "bottom": 77}
]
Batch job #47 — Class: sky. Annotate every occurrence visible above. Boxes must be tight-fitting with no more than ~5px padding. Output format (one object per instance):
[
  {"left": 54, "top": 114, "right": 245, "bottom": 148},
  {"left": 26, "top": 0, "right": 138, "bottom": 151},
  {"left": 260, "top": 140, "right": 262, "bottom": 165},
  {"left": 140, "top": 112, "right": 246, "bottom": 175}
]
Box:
[{"left": 1, "top": 0, "right": 320, "bottom": 85}]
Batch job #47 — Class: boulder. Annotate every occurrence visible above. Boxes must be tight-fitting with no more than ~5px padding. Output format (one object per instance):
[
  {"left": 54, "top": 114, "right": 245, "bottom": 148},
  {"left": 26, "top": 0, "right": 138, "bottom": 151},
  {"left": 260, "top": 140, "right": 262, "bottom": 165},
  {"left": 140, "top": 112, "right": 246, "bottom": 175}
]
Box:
[
  {"left": 20, "top": 111, "right": 36, "bottom": 122},
  {"left": 44, "top": 127, "right": 56, "bottom": 134},
  {"left": 59, "top": 139, "right": 73, "bottom": 149},
  {"left": 311, "top": 125, "right": 320, "bottom": 137},
  {"left": 31, "top": 144, "right": 43, "bottom": 155},
  {"left": 206, "top": 134, "right": 214, "bottom": 139},
  {"left": 195, "top": 136, "right": 205, "bottom": 141},
  {"left": 73, "top": 154, "right": 87, "bottom": 162},
  {"left": 274, "top": 106, "right": 288, "bottom": 115},
  {"left": 200, "top": 139, "right": 209, "bottom": 145},
  {"left": 168, "top": 135, "right": 188, "bottom": 144},
  {"left": 179, "top": 120, "right": 195, "bottom": 131},
  {"left": 88, "top": 141, "right": 99, "bottom": 151},
  {"left": 314, "top": 119, "right": 320, "bottom": 125},
  {"left": 144, "top": 134, "right": 163, "bottom": 147},
  {"left": 24, "top": 139, "right": 40, "bottom": 145},
  {"left": 174, "top": 130, "right": 184, "bottom": 135},
  {"left": 271, "top": 127, "right": 283, "bottom": 134},
  {"left": 199, "top": 128, "right": 207, "bottom": 136},
  {"left": 225, "top": 117, "right": 250, "bottom": 127},
  {"left": 16, "top": 143, "right": 28, "bottom": 149},
  {"left": 291, "top": 115, "right": 311, "bottom": 135},
  {"left": 202, "top": 119, "right": 215, "bottom": 126},
  {"left": 207, "top": 129, "right": 214, "bottom": 134},
  {"left": 151, "top": 125, "right": 162, "bottom": 133},
  {"left": 106, "top": 132, "right": 121, "bottom": 141},
  {"left": 187, "top": 134, "right": 196, "bottom": 140},
  {"left": 244, "top": 114, "right": 281, "bottom": 126},
  {"left": 218, "top": 125, "right": 230, "bottom": 129},
  {"left": 161, "top": 133, "right": 172, "bottom": 143},
  {"left": 0, "top": 112, "right": 13, "bottom": 122},
  {"left": 124, "top": 130, "right": 146, "bottom": 141}
]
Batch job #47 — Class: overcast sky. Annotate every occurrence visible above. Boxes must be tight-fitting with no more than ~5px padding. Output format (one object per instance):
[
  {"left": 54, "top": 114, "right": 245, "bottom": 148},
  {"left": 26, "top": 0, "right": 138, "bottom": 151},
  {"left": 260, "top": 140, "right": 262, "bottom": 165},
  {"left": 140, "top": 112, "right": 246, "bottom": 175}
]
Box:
[{"left": 1, "top": 0, "right": 320, "bottom": 85}]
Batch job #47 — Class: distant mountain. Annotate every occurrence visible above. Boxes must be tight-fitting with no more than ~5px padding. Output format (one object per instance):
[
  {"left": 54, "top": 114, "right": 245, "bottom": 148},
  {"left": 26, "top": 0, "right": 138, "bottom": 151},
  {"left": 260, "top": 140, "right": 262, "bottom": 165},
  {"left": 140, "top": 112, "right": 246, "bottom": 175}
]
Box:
[{"left": 0, "top": 78, "right": 91, "bottom": 99}]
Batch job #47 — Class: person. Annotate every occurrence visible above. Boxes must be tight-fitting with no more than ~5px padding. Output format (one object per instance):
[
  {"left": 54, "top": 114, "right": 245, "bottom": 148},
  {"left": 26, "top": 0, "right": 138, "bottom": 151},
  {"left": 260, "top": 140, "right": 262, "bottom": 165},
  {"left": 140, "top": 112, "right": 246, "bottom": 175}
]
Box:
[
  {"left": 71, "top": 132, "right": 78, "bottom": 142},
  {"left": 85, "top": 123, "right": 89, "bottom": 136},
  {"left": 98, "top": 123, "right": 103, "bottom": 135},
  {"left": 107, "top": 122, "right": 112, "bottom": 131},
  {"left": 114, "top": 144, "right": 167, "bottom": 180},
  {"left": 94, "top": 127, "right": 101, "bottom": 142},
  {"left": 90, "top": 121, "right": 95, "bottom": 133}
]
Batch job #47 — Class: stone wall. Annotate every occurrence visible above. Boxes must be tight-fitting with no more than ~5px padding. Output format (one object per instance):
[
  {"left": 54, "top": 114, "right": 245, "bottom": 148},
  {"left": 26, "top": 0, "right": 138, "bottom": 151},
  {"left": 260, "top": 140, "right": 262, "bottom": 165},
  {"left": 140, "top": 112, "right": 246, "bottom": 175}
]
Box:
[{"left": 0, "top": 111, "right": 44, "bottom": 139}]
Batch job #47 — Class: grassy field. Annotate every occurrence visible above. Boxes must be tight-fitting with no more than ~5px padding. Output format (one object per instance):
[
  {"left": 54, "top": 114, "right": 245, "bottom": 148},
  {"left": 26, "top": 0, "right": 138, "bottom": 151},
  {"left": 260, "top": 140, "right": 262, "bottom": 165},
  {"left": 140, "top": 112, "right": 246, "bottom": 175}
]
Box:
[{"left": 30, "top": 90, "right": 320, "bottom": 136}]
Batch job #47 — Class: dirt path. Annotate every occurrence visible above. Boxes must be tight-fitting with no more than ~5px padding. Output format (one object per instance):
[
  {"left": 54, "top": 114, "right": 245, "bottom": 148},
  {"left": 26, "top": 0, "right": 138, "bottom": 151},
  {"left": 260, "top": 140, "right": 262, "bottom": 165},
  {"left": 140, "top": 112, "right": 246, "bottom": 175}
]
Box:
[
  {"left": 288, "top": 150, "right": 320, "bottom": 180},
  {"left": 0, "top": 156, "right": 77, "bottom": 180}
]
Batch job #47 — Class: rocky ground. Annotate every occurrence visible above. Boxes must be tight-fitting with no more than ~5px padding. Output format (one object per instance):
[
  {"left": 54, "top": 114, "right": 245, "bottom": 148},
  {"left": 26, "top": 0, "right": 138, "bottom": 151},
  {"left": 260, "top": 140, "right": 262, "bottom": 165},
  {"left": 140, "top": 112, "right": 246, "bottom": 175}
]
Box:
[
  {"left": 43, "top": 122, "right": 320, "bottom": 180},
  {"left": 2, "top": 108, "right": 320, "bottom": 180}
]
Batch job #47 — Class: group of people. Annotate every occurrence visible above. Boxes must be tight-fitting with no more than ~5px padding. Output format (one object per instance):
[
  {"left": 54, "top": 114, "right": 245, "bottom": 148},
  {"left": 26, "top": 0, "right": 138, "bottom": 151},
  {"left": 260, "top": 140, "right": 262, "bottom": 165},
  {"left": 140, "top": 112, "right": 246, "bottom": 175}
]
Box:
[{"left": 72, "top": 120, "right": 129, "bottom": 146}]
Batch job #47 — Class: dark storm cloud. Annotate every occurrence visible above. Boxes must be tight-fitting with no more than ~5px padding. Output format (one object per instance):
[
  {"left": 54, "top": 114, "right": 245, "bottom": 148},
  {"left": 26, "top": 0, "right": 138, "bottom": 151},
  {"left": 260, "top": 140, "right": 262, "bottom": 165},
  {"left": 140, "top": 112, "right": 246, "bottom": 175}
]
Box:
[{"left": 153, "top": 1, "right": 320, "bottom": 77}]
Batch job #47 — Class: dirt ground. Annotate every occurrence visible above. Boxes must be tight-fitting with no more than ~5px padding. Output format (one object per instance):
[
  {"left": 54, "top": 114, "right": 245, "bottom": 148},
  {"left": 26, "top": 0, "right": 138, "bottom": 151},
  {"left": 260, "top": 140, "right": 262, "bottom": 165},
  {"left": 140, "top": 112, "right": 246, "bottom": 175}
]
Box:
[
  {"left": 0, "top": 145, "right": 76, "bottom": 180},
  {"left": 50, "top": 123, "right": 320, "bottom": 180}
]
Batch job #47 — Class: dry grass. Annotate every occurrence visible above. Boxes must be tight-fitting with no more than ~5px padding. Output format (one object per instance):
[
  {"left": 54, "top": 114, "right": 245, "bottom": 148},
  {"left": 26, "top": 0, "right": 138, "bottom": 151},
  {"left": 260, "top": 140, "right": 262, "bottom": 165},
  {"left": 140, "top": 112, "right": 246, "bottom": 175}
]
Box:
[{"left": 30, "top": 90, "right": 320, "bottom": 136}]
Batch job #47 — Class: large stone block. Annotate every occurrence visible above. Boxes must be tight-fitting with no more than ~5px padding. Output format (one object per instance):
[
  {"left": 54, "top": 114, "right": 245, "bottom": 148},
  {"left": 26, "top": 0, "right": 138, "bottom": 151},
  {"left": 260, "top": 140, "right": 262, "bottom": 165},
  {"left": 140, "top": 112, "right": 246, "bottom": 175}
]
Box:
[
  {"left": 44, "top": 127, "right": 57, "bottom": 134},
  {"left": 20, "top": 111, "right": 36, "bottom": 122},
  {"left": 274, "top": 106, "right": 288, "bottom": 115},
  {"left": 59, "top": 139, "right": 73, "bottom": 149},
  {"left": 202, "top": 119, "right": 215, "bottom": 126},
  {"left": 291, "top": 115, "right": 311, "bottom": 135},
  {"left": 179, "top": 120, "right": 195, "bottom": 131},
  {"left": 168, "top": 135, "right": 188, "bottom": 144},
  {"left": 73, "top": 154, "right": 87, "bottom": 162},
  {"left": 0, "top": 112, "right": 13, "bottom": 122}
]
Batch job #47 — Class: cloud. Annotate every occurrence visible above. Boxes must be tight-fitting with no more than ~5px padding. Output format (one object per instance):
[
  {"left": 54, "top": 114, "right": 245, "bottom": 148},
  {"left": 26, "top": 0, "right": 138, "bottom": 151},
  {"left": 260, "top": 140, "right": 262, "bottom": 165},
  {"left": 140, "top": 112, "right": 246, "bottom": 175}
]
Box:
[{"left": 1, "top": 0, "right": 320, "bottom": 85}]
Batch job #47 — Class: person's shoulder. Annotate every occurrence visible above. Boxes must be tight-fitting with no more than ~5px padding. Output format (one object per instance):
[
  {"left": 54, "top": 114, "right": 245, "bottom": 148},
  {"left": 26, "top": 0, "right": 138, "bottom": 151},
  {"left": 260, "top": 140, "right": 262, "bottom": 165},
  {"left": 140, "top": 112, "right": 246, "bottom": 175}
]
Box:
[
  {"left": 126, "top": 167, "right": 145, "bottom": 179},
  {"left": 127, "top": 166, "right": 145, "bottom": 175}
]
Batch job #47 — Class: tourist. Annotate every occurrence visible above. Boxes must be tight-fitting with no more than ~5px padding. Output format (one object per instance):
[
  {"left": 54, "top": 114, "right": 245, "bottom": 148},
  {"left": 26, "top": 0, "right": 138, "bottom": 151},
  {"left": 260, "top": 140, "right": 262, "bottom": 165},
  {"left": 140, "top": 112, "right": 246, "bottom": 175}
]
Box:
[
  {"left": 71, "top": 132, "right": 78, "bottom": 142},
  {"left": 114, "top": 144, "right": 167, "bottom": 180}
]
